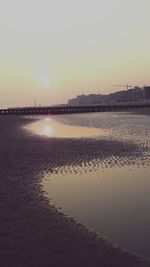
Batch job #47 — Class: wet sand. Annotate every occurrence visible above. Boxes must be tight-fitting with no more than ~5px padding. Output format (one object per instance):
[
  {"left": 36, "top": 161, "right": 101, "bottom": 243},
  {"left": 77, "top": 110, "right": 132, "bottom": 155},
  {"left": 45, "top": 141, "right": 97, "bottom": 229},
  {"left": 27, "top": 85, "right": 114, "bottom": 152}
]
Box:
[{"left": 0, "top": 115, "right": 149, "bottom": 267}]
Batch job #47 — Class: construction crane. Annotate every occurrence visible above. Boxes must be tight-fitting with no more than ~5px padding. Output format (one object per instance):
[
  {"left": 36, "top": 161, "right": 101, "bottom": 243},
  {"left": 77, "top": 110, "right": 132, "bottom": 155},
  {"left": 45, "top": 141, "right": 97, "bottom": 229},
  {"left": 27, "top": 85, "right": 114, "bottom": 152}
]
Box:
[
  {"left": 112, "top": 84, "right": 134, "bottom": 102},
  {"left": 112, "top": 84, "right": 133, "bottom": 90}
]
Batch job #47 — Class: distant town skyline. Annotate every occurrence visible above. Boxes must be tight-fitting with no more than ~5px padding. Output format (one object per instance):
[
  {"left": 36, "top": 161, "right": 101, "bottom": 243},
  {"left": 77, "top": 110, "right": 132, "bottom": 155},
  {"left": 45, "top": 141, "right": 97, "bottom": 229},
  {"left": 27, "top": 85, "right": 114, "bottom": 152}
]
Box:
[
  {"left": 68, "top": 86, "right": 150, "bottom": 106},
  {"left": 1, "top": 0, "right": 150, "bottom": 108}
]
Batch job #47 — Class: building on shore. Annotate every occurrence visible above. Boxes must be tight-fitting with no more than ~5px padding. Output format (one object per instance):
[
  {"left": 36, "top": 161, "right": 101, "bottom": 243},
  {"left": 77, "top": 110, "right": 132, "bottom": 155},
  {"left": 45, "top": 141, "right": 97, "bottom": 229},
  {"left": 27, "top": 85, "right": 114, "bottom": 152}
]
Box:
[
  {"left": 68, "top": 87, "right": 144, "bottom": 106},
  {"left": 143, "top": 86, "right": 150, "bottom": 100}
]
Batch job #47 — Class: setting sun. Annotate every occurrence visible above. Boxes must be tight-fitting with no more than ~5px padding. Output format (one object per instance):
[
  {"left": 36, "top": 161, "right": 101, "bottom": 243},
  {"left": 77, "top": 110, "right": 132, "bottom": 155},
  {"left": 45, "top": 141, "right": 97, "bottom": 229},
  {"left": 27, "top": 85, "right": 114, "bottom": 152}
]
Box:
[{"left": 37, "top": 72, "right": 52, "bottom": 90}]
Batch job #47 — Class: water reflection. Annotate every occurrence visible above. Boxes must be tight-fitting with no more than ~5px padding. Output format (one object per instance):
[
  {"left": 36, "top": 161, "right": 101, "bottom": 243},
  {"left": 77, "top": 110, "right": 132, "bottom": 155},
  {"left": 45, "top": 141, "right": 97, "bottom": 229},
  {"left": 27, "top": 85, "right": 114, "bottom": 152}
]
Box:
[
  {"left": 43, "top": 166, "right": 150, "bottom": 259},
  {"left": 43, "top": 125, "right": 53, "bottom": 136},
  {"left": 25, "top": 116, "right": 106, "bottom": 138}
]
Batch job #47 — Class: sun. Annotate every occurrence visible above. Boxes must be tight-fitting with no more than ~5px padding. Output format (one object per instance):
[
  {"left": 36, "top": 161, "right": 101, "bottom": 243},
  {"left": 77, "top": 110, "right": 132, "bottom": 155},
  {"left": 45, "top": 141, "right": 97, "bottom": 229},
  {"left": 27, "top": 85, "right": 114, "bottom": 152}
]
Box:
[{"left": 37, "top": 72, "right": 51, "bottom": 89}]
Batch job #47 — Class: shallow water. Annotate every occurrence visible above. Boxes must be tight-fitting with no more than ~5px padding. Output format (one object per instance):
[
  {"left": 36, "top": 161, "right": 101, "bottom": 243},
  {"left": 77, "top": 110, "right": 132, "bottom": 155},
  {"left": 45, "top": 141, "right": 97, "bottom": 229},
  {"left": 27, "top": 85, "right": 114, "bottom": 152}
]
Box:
[
  {"left": 43, "top": 166, "right": 150, "bottom": 258},
  {"left": 25, "top": 112, "right": 150, "bottom": 259},
  {"left": 24, "top": 116, "right": 106, "bottom": 138}
]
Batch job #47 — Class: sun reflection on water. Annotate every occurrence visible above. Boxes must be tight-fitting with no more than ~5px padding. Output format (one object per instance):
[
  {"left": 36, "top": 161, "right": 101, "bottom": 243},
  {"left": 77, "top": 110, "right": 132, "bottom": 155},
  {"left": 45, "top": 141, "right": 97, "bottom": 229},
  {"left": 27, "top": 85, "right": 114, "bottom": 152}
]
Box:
[
  {"left": 25, "top": 116, "right": 106, "bottom": 138},
  {"left": 45, "top": 117, "right": 50, "bottom": 121},
  {"left": 43, "top": 124, "right": 53, "bottom": 136}
]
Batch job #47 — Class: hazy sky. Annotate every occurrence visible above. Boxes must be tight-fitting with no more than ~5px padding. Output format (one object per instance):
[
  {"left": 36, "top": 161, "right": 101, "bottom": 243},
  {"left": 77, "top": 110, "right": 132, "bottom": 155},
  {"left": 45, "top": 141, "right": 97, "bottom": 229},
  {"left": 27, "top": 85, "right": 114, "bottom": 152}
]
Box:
[{"left": 0, "top": 0, "right": 150, "bottom": 107}]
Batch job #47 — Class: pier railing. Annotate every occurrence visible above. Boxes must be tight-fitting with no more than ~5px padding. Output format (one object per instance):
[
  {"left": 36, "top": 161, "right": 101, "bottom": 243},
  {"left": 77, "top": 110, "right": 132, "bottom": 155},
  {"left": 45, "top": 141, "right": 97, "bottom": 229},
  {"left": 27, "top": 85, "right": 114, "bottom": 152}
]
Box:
[{"left": 1, "top": 101, "right": 150, "bottom": 115}]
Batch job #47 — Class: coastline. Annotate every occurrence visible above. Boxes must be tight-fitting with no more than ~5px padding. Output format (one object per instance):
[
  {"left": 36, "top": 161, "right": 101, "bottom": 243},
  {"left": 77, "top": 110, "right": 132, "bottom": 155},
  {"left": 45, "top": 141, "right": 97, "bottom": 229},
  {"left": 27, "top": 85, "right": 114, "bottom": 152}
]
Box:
[{"left": 0, "top": 115, "right": 149, "bottom": 267}]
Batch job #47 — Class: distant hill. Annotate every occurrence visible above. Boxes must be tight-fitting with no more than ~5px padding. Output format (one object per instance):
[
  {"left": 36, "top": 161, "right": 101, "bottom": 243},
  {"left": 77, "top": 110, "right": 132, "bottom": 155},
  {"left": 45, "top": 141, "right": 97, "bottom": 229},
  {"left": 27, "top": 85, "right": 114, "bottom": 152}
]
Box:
[{"left": 68, "top": 87, "right": 145, "bottom": 106}]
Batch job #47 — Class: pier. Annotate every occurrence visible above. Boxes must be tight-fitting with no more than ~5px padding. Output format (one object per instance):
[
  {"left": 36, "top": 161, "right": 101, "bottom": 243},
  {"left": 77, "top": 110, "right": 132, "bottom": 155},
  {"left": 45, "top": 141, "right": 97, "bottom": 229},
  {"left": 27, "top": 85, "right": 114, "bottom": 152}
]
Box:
[{"left": 0, "top": 101, "right": 150, "bottom": 115}]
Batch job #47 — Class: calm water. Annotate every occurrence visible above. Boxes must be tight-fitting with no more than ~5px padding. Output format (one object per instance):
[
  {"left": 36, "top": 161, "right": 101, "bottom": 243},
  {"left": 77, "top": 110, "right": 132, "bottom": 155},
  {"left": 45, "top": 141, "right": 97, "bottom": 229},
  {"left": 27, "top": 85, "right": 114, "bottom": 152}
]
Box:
[
  {"left": 25, "top": 116, "right": 106, "bottom": 138},
  {"left": 44, "top": 166, "right": 150, "bottom": 258},
  {"left": 25, "top": 112, "right": 150, "bottom": 259}
]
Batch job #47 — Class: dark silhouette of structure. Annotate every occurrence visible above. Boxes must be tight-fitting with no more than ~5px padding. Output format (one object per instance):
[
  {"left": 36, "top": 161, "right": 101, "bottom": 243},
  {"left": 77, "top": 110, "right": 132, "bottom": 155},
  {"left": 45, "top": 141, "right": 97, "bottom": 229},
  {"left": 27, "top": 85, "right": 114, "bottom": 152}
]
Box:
[
  {"left": 143, "top": 86, "right": 150, "bottom": 99},
  {"left": 68, "top": 86, "right": 147, "bottom": 106},
  {"left": 1, "top": 101, "right": 150, "bottom": 115}
]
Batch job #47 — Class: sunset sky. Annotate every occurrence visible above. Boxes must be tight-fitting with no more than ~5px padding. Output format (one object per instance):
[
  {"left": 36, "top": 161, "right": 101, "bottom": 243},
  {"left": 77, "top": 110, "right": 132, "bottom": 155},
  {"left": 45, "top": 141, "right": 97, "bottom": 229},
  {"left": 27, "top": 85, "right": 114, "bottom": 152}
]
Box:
[{"left": 0, "top": 0, "right": 150, "bottom": 107}]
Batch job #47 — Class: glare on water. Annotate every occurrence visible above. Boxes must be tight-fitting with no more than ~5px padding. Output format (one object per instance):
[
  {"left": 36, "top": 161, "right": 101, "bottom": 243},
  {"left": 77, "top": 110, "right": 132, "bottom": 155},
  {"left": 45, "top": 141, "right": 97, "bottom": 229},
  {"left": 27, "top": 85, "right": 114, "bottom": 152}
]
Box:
[{"left": 25, "top": 116, "right": 106, "bottom": 138}]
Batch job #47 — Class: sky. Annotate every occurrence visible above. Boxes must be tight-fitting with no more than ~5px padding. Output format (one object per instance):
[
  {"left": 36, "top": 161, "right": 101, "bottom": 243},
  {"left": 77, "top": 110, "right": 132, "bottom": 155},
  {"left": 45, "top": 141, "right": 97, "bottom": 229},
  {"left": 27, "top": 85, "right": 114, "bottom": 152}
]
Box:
[{"left": 0, "top": 0, "right": 150, "bottom": 107}]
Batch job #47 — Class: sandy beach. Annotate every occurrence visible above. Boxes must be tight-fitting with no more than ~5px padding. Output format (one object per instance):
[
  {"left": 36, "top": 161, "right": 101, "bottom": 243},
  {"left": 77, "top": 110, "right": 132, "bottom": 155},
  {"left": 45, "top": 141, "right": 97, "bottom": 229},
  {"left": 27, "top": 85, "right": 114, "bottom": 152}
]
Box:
[{"left": 0, "top": 115, "right": 150, "bottom": 267}]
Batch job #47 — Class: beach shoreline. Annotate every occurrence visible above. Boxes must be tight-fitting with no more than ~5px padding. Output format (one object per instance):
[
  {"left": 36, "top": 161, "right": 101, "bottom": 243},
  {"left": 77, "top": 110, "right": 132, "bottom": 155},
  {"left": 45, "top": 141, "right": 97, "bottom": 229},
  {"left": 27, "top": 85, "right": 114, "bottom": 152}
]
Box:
[{"left": 0, "top": 115, "right": 149, "bottom": 267}]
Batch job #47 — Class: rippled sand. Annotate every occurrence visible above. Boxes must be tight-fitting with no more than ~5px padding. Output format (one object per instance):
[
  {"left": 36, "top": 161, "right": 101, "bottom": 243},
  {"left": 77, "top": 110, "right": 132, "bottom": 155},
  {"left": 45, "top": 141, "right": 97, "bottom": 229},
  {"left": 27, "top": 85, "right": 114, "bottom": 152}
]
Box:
[
  {"left": 25, "top": 112, "right": 150, "bottom": 177},
  {"left": 0, "top": 115, "right": 149, "bottom": 267}
]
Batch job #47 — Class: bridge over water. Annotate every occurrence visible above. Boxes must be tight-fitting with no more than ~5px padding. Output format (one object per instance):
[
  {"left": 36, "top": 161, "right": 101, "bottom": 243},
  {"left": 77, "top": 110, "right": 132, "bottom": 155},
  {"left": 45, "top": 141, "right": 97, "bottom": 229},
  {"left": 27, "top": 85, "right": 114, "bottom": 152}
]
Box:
[{"left": 1, "top": 101, "right": 150, "bottom": 115}]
